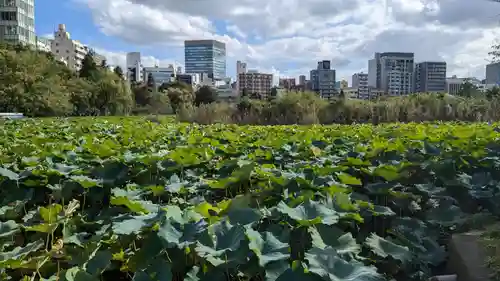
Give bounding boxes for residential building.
[368,52,414,96]
[0,0,35,46]
[279,78,296,90]
[176,74,194,86]
[299,75,306,85]
[126,52,143,83]
[236,60,247,92]
[445,76,488,95]
[446,76,464,95]
[414,62,447,93]
[216,78,238,102]
[35,36,51,52]
[143,66,176,86]
[239,72,273,98]
[486,62,500,85]
[51,24,103,71]
[184,39,226,80]
[340,79,348,89]
[368,87,385,99]
[352,73,369,99]
[343,87,359,99]
[310,60,336,99]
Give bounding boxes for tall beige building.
[50,24,104,70]
[239,72,273,98]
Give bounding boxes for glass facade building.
[184,40,226,80]
[0,0,35,46]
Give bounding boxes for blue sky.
[37,0,139,54]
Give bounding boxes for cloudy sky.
[37,0,500,81]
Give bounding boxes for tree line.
[0,43,219,117]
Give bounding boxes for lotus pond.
[1,117,499,281]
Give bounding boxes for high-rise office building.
[184,40,226,80]
[299,75,306,85]
[0,0,35,46]
[126,52,143,83]
[369,52,414,96]
[414,62,447,93]
[310,60,336,99]
[486,62,500,85]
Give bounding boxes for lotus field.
[1,117,500,281]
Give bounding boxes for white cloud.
[93,48,183,70]
[78,0,500,80]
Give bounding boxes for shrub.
[177,92,500,125]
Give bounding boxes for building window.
[0,11,17,21]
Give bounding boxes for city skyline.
[10,0,500,81]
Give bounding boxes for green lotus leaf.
[425,204,466,227]
[39,204,63,223]
[365,233,411,263]
[70,175,100,189]
[372,165,400,181]
[305,247,384,281]
[58,267,100,281]
[0,240,44,267]
[112,212,161,235]
[85,250,112,276]
[312,225,361,258]
[157,219,206,249]
[0,220,19,238]
[194,220,247,266]
[132,257,172,281]
[265,260,290,281]
[276,200,339,226]
[0,167,19,181]
[246,228,290,267]
[110,196,150,214]
[337,172,362,186]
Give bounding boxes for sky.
[36,0,500,82]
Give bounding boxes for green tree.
[456,80,480,98]
[147,73,156,88]
[241,88,249,97]
[79,50,98,79]
[0,44,73,116]
[113,66,124,79]
[270,87,278,98]
[133,84,153,106]
[486,86,500,100]
[100,59,108,68]
[194,85,217,105]
[165,88,193,113]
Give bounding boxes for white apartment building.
[35,36,51,52]
[446,76,496,95]
[51,24,104,70]
[0,0,35,46]
[352,73,369,99]
[368,52,414,96]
